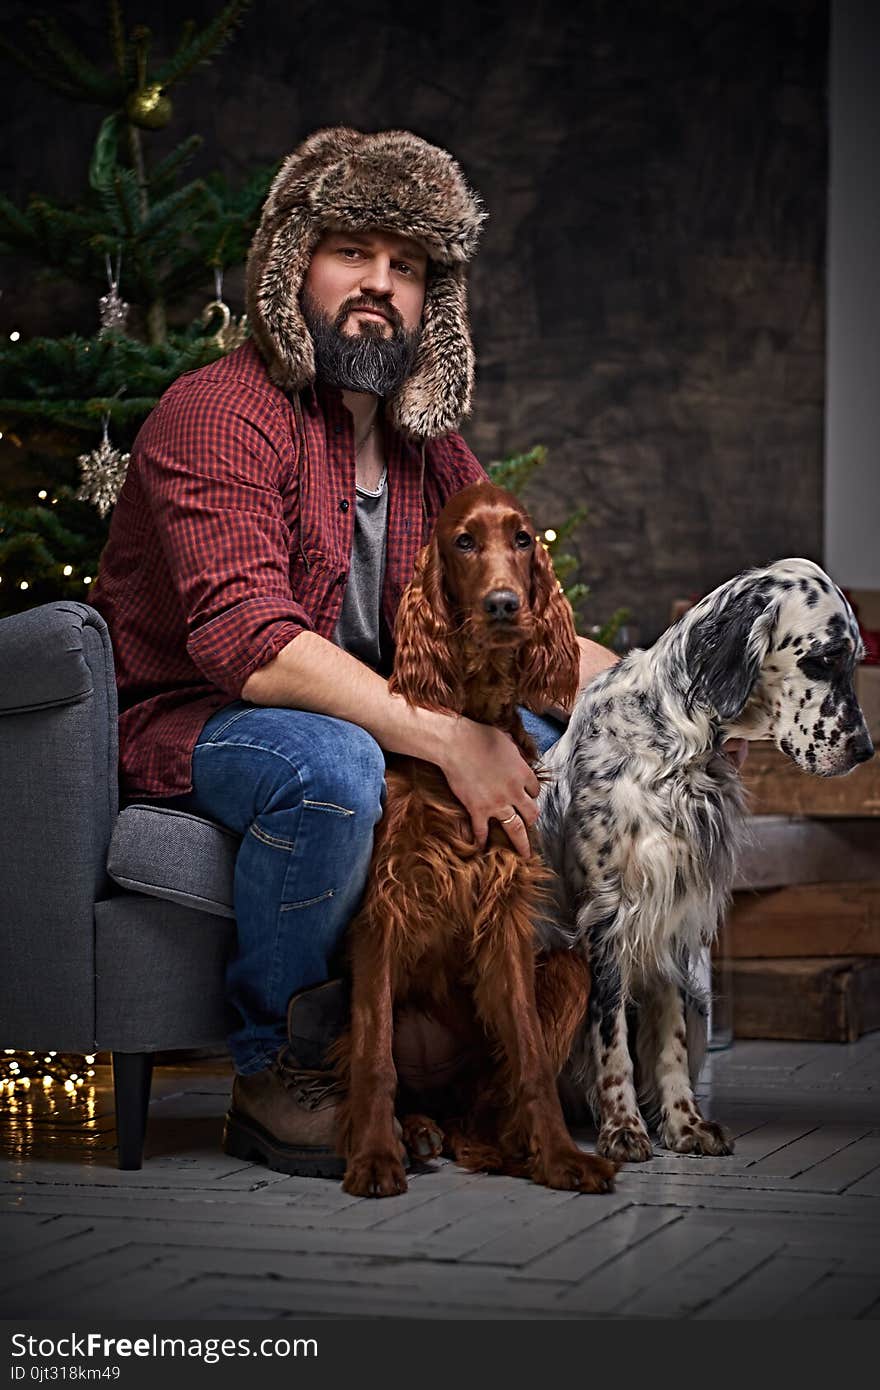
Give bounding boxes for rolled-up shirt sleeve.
[136,376,313,696]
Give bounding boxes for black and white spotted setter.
[537,558,874,1163]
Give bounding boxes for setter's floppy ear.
[390,539,466,713]
[517,538,580,712]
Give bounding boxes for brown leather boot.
[222,1051,345,1178]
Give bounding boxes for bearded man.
[89,128,616,1175]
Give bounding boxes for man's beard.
[301,289,422,397]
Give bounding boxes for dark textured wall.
[2,0,828,640]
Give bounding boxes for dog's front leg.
[590,956,654,1163]
[648,981,733,1156]
[472,895,616,1193]
[338,915,408,1197]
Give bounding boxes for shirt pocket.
[289,548,344,637]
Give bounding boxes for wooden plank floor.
[1,1035,879,1320]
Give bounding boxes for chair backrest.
[0,601,118,1050]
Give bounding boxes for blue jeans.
[165,700,565,1074]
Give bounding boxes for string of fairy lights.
[2,1049,97,1094]
[1,1052,102,1149]
[0,326,96,597]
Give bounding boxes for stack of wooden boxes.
[726,649,880,1041]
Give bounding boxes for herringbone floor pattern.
[2,1036,879,1319]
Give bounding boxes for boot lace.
[273,1047,339,1110]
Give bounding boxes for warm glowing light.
[19,581,28,591]
[42,1075,52,1087]
[543,528,557,542]
[38,490,47,500]
[9,331,20,342]
[83,575,92,585]
[63,565,73,576]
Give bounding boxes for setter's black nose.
[483,589,521,622]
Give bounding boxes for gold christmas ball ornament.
[125,84,173,130]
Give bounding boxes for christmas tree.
[0,0,271,615]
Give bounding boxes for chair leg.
[112,1051,154,1170]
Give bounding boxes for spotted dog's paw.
[597,1120,654,1163]
[660,1115,733,1156]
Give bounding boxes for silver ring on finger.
[499,810,519,825]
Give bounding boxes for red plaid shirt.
[89,339,486,800]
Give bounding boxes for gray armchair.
[0,600,240,1168]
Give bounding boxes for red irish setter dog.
[334,482,617,1198]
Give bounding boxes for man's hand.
[438,718,540,858]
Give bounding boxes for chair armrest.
[0,602,119,1050]
[0,600,115,713]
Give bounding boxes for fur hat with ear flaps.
[245,127,486,440]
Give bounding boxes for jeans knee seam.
[195,740,305,779]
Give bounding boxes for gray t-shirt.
[332,467,389,672]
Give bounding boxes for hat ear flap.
[388,265,475,439]
[685,587,780,720]
[246,209,317,392]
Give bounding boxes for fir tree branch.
[140,182,210,240]
[130,25,151,92]
[0,195,40,251]
[107,0,127,79]
[26,16,121,104]
[148,136,204,196]
[594,607,633,649]
[0,35,83,100]
[154,0,253,88]
[549,506,589,544]
[110,169,146,238]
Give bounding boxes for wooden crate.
[741,742,880,817]
[730,956,880,1042]
[734,815,880,891]
[728,882,880,958]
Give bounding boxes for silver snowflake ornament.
[98,284,130,336]
[76,436,131,518]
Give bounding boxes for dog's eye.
[800,648,844,680]
[514,530,533,549]
[454,533,476,552]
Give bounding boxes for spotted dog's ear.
[685,582,781,720]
